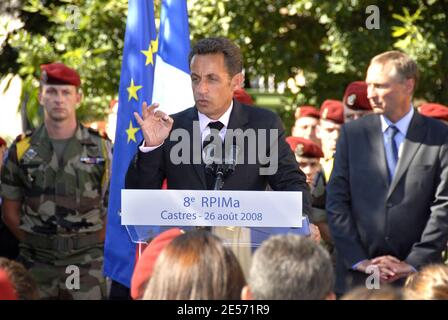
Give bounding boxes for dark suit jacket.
[327,112,448,294]
[126,100,311,216]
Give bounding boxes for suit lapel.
[226,100,249,133]
[365,116,389,187]
[387,112,427,198]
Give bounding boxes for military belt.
[24,232,102,251]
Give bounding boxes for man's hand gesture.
[134,102,174,147]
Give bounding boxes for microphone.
[203,140,222,175]
[223,144,239,176]
[204,141,239,190]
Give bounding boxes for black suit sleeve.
[266,114,312,217]
[406,136,448,268]
[125,145,165,189]
[326,126,368,268]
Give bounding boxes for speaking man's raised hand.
[134,102,174,147]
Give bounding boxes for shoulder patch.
[16,136,31,161]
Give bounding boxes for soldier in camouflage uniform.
[0,63,112,299]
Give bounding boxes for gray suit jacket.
[327,112,448,294]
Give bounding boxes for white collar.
[198,101,233,132]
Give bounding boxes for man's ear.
[76,89,83,106]
[231,73,244,90]
[404,78,415,95]
[241,285,253,300]
[38,87,43,105]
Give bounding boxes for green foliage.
[3,0,128,125]
[1,0,447,131]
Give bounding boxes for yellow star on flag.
[127,78,142,101]
[141,36,158,66]
[141,43,155,66]
[126,121,140,143]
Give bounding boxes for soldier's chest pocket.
[22,162,47,188]
[72,157,105,191]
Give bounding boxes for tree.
[1,0,128,127]
[1,0,447,131]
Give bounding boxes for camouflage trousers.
[18,245,107,300]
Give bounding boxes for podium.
[121,189,310,275]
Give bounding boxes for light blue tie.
[385,125,399,182]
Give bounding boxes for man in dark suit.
[126,37,312,203]
[124,38,317,280]
[327,50,448,295]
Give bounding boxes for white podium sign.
[121,189,302,228]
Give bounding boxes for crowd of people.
[1,36,448,300]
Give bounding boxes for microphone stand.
[213,165,226,190]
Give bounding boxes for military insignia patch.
[347,94,356,106]
[80,157,105,164]
[24,148,37,160]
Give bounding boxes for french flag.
[152,0,194,114]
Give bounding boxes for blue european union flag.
[104,0,158,288]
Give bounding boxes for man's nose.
[54,91,64,101]
[197,80,208,94]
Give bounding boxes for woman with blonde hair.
[404,264,448,300]
[143,230,246,300]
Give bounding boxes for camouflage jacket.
[0,123,112,236]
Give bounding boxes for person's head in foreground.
[131,228,184,300]
[341,284,404,300]
[242,234,335,300]
[0,258,39,300]
[143,230,246,300]
[404,264,448,300]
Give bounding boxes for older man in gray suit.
[327,50,448,295]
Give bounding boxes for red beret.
[295,106,320,120]
[320,99,344,124]
[40,62,81,87]
[0,269,17,300]
[286,136,324,159]
[343,81,372,111]
[130,228,183,300]
[0,137,6,147]
[419,103,448,122]
[234,88,254,105]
